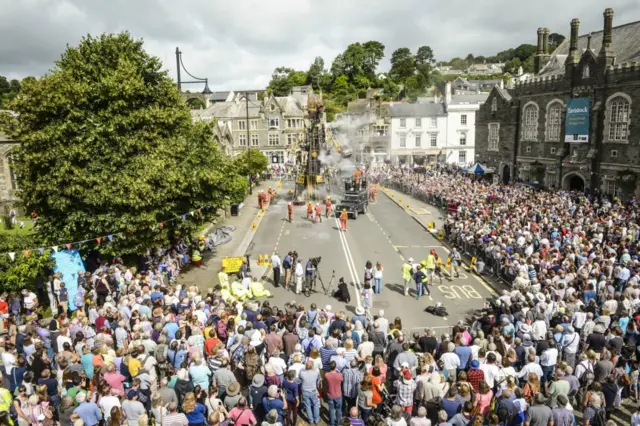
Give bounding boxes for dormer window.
[268,117,279,128]
[583,65,590,78]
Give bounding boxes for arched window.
[491,97,497,112]
[522,102,539,141]
[583,65,590,78]
[545,101,563,142]
[607,95,631,142]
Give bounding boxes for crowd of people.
[2,163,640,426]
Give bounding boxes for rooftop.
[389,103,446,118]
[539,19,640,76]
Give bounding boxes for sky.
[1,0,637,91]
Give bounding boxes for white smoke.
[324,111,377,172]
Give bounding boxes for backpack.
[592,407,607,426]
[283,257,291,269]
[578,364,595,388]
[155,344,168,364]
[495,400,510,423]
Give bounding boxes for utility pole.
[245,92,252,195]
[175,47,182,91]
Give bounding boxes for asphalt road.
[246,180,495,333]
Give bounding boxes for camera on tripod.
[310,256,321,267]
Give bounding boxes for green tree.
[389,47,415,82]
[548,33,566,53]
[332,74,350,92]
[233,149,269,178]
[415,46,435,66]
[0,235,55,290]
[3,32,239,255]
[504,58,522,75]
[330,53,346,77]
[267,67,306,96]
[0,76,10,94]
[513,44,536,61]
[306,56,325,89]
[362,41,385,80]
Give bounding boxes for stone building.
[475,8,640,196]
[192,86,320,164]
[334,90,393,164]
[0,130,20,212]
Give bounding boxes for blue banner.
[565,97,590,143]
[52,249,85,311]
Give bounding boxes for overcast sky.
[1,0,637,91]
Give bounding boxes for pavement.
[244,179,498,333]
[179,181,276,290]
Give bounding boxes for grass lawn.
[0,216,35,235]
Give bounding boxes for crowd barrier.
[386,181,515,288]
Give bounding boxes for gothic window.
[491,98,497,112]
[583,65,590,78]
[607,95,631,142]
[522,102,539,141]
[546,101,563,142]
[488,123,499,151]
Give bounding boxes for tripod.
[309,268,336,296]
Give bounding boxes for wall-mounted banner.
[565,97,590,143]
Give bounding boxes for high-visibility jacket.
[425,254,436,270]
[402,263,413,281]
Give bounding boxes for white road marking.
[334,216,362,308]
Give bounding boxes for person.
[525,393,553,426]
[373,261,384,294]
[271,252,281,287]
[402,258,413,297]
[357,375,376,423]
[324,360,343,426]
[283,252,293,289]
[183,392,207,426]
[325,197,332,218]
[294,260,304,294]
[58,282,69,315]
[122,390,147,425]
[287,202,293,223]
[162,402,189,426]
[299,360,320,424]
[307,202,313,221]
[74,391,102,426]
[340,209,348,231]
[228,397,257,425]
[314,203,322,223]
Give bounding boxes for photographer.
[305,259,314,294]
[283,252,293,291]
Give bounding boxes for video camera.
[310,257,321,267]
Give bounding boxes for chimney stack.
[445,82,452,105]
[566,18,580,65]
[534,28,552,74]
[536,28,545,55]
[599,8,615,66]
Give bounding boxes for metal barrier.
[387,181,515,287]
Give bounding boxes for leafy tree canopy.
[233,149,269,179]
[2,32,243,255]
[0,235,54,290]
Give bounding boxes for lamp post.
[245,91,252,195]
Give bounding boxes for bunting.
[0,204,212,261]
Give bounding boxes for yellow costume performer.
[231,280,251,301]
[250,280,272,298]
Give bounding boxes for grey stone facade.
[0,131,20,212]
[476,8,640,196]
[192,86,320,165]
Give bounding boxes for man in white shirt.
[99,388,122,423]
[531,314,547,341]
[517,352,544,381]
[540,340,559,384]
[1,345,16,374]
[294,260,304,294]
[271,252,281,287]
[479,352,500,388]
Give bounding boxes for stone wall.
[0,142,20,213]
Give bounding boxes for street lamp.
[245,91,252,195]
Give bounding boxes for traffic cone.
[252,222,257,230]
[406,204,410,209]
[264,254,271,266]
[399,198,402,203]
[258,255,263,266]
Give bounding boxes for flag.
[38,248,45,256]
[107,235,113,241]
[8,252,15,261]
[96,237,102,244]
[198,208,202,214]
[66,243,72,250]
[189,211,195,216]
[52,246,59,253]
[181,215,186,221]
[23,250,30,257]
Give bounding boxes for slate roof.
[496,86,513,101]
[450,93,489,104]
[209,91,231,102]
[389,103,446,117]
[540,20,640,76]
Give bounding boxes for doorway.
[502,165,511,184]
